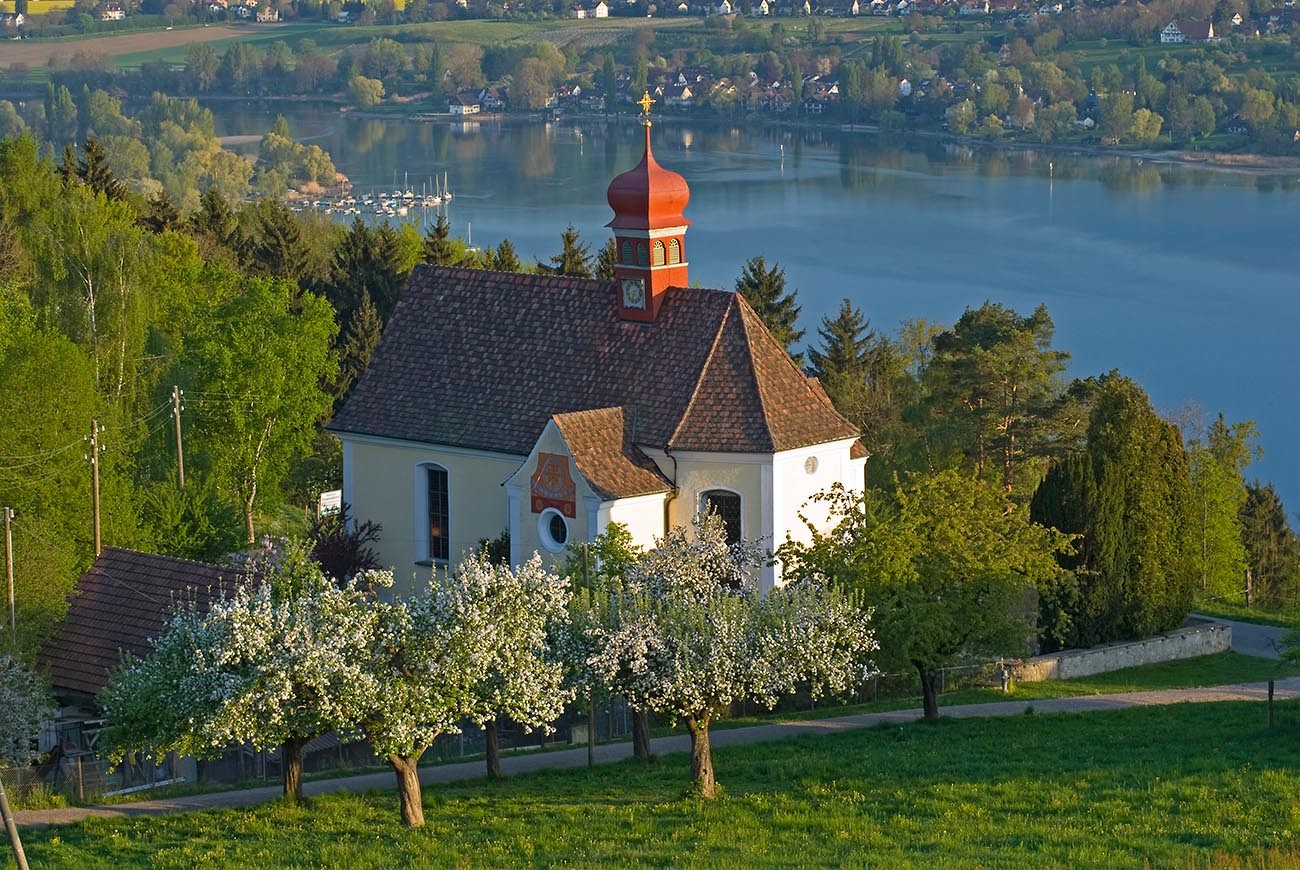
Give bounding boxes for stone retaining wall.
[1011,619,1232,682]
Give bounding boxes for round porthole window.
[538,508,569,553]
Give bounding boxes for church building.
[329,105,865,595]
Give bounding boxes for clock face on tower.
[621,278,646,309]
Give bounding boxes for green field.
[1196,601,1300,631]
[12,700,1300,868]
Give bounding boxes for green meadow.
[13,698,1300,868]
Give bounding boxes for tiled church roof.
[551,407,673,500]
[330,266,860,457]
[38,548,249,699]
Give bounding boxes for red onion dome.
[606,125,691,231]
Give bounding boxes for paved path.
[16,676,1300,829]
[1194,613,1288,659]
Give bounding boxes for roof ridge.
[731,295,778,452]
[666,296,736,449]
[734,293,858,426]
[98,546,243,574]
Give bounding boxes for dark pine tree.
[422,213,458,266]
[807,298,875,411]
[1241,482,1300,608]
[549,225,592,277]
[734,255,804,359]
[140,191,181,234]
[241,199,307,284]
[594,237,618,283]
[491,238,522,273]
[77,137,129,201]
[334,289,382,408]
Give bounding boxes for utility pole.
[4,507,13,646]
[172,385,185,490]
[90,419,102,557]
[0,773,28,870]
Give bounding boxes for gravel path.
[16,675,1300,829]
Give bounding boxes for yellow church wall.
[343,436,522,597]
[666,454,764,542]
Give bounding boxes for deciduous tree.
[589,516,875,797]
[782,471,1069,721]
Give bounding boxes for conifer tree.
[77,137,129,202]
[1030,374,1198,650]
[1241,482,1300,608]
[549,224,592,277]
[422,213,458,266]
[735,255,804,359]
[491,237,522,272]
[595,236,618,282]
[334,290,382,407]
[807,298,875,410]
[1188,415,1258,600]
[140,190,180,234]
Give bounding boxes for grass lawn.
[1196,600,1300,631]
[13,700,1300,868]
[705,651,1299,730]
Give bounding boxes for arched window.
[621,241,634,265]
[418,463,450,563]
[636,242,649,267]
[668,238,681,265]
[652,240,666,266]
[700,489,742,546]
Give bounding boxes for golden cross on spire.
[637,90,656,119]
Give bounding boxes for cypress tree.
[1030,375,1198,649]
[1241,482,1300,608]
[334,290,382,408]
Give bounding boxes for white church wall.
[341,435,521,597]
[772,437,863,555]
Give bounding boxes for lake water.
[213,105,1300,509]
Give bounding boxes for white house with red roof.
[329,104,865,594]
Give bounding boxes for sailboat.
[441,171,452,203]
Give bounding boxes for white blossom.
[0,654,54,767]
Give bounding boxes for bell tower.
[606,92,691,323]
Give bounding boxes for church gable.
[551,407,672,500]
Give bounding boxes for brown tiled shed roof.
[37,548,249,699]
[551,407,673,500]
[330,266,860,457]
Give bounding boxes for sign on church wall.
[530,452,576,518]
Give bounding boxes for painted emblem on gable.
[530,452,576,518]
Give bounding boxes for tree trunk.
[282,736,306,803]
[388,753,425,828]
[631,708,651,762]
[484,721,501,779]
[685,715,715,798]
[918,666,941,722]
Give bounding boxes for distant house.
[803,98,826,113]
[959,0,987,14]
[716,0,733,12]
[663,82,694,107]
[231,2,256,18]
[97,3,126,20]
[256,4,279,19]
[1161,19,1215,42]
[818,0,860,13]
[479,86,507,111]
[0,11,24,27]
[572,0,609,16]
[749,0,771,13]
[1225,114,1249,134]
[451,90,482,114]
